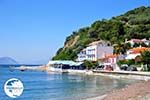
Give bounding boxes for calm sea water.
[0,65,137,100]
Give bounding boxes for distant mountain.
[0,57,18,65]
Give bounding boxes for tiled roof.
[129,47,150,54]
[126,38,150,43]
[131,39,142,43]
[102,54,118,59]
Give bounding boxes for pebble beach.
[87,80,150,100]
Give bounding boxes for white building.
[77,41,113,62]
[125,47,150,59]
[125,39,142,46]
[141,38,150,45]
[77,49,87,61]
[125,38,150,47]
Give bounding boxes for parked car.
[95,65,105,70]
[120,64,137,71]
[127,66,137,71]
[120,64,128,71]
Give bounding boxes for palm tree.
[113,43,131,55]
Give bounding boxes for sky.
[0,0,149,64]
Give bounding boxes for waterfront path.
[93,70,150,81]
[93,70,150,76]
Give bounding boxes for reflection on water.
[0,66,137,100]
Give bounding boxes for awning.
[47,60,83,66]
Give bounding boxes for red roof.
[129,47,150,54]
[103,54,118,59]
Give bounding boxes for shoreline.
[86,80,150,100]
[103,80,150,100]
[12,65,150,81]
[12,65,150,100]
[85,94,107,100]
[93,72,150,81]
[11,65,47,71]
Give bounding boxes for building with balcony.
[77,41,113,62]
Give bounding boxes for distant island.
[0,57,18,65]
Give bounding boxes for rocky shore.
[11,65,47,71]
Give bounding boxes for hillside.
[0,57,18,65]
[53,6,150,60]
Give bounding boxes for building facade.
[77,41,113,62]
[125,38,150,47]
[77,49,87,62]
[125,47,150,59]
[100,54,125,71]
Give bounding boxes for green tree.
[141,42,148,47]
[133,43,140,47]
[113,43,128,54]
[141,51,150,71]
[53,6,150,61]
[83,60,98,70]
[117,59,135,66]
[83,60,93,70]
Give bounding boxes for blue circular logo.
[4,78,24,98]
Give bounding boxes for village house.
[125,38,150,47]
[100,54,125,70]
[141,38,150,45]
[77,49,87,62]
[101,54,118,65]
[125,47,150,59]
[77,40,113,62]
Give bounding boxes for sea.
[0,65,137,100]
